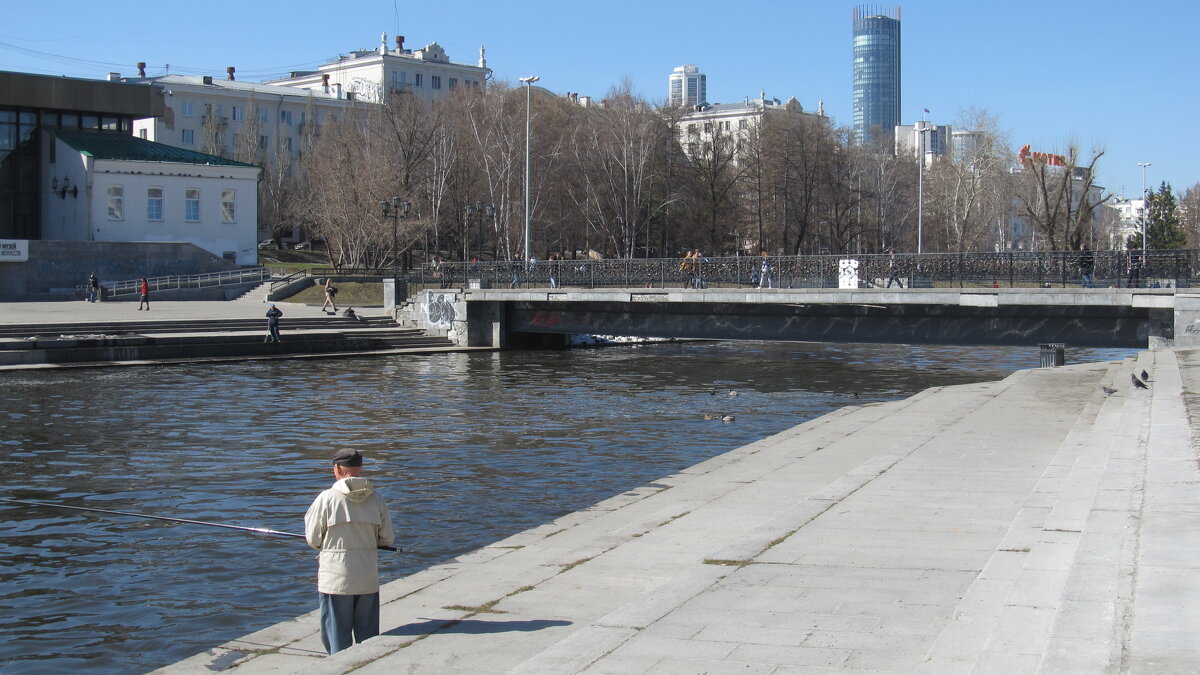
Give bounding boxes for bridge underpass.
[439,288,1192,351]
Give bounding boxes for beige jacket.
[304,477,395,595]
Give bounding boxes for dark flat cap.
[331,449,363,467]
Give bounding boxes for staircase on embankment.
[0,315,456,368]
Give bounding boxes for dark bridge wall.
[507,301,1150,348]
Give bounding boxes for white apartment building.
[895,122,953,167]
[44,129,261,265]
[267,33,490,104]
[120,73,355,171]
[1106,196,1146,248]
[678,93,823,159]
[668,65,707,108]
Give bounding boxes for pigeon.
[1140,369,1150,382]
[1131,374,1149,389]
[1102,386,1117,396]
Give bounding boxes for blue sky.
[4,0,1192,199]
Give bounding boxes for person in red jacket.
[137,278,150,310]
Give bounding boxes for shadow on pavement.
[384,617,572,636]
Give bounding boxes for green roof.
[51,129,260,169]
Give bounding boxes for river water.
[0,341,1134,674]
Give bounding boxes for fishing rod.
[0,497,399,552]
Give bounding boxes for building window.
[703,123,712,133]
[285,137,293,152]
[414,73,423,87]
[449,78,457,90]
[138,128,148,140]
[215,104,224,117]
[258,108,269,124]
[185,188,200,222]
[181,129,195,145]
[259,135,269,150]
[431,75,441,89]
[106,185,123,220]
[181,101,194,117]
[739,119,748,130]
[687,124,699,136]
[231,106,244,122]
[147,187,163,221]
[221,189,236,223]
[279,110,293,125]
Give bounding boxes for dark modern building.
[0,71,162,239]
[852,6,901,145]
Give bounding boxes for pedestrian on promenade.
[680,250,697,289]
[265,304,283,342]
[548,254,559,289]
[758,251,773,289]
[137,278,150,310]
[322,279,338,314]
[510,255,523,289]
[1126,250,1142,288]
[1078,243,1095,288]
[886,249,904,288]
[304,449,394,656]
[86,273,101,302]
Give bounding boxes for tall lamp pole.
[916,115,928,255]
[519,75,540,263]
[380,197,410,275]
[1137,162,1151,251]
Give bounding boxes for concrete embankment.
[157,349,1200,674]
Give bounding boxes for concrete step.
[0,315,398,338]
[917,359,1126,672]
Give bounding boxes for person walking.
[510,255,523,289]
[1126,250,1142,288]
[86,273,101,303]
[679,250,696,289]
[1078,243,1095,288]
[264,304,283,342]
[886,249,904,288]
[757,251,773,289]
[305,449,394,656]
[137,278,150,310]
[322,279,338,314]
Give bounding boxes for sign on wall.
[838,259,859,289]
[0,240,29,262]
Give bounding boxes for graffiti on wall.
[424,291,457,327]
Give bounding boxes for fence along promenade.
[86,268,273,299]
[306,249,1200,291]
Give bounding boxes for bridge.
[406,287,1200,351]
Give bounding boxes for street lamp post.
[916,118,927,255]
[1138,161,1151,251]
[519,75,539,263]
[380,197,410,275]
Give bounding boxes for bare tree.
[566,82,672,258]
[1013,143,1106,250]
[1180,182,1200,248]
[924,109,1013,252]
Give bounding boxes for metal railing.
[94,267,274,297]
[395,250,1199,291]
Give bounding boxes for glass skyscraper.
[852,6,901,144]
[668,65,707,108]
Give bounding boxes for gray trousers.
[318,591,380,655]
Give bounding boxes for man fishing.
[304,449,394,655]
